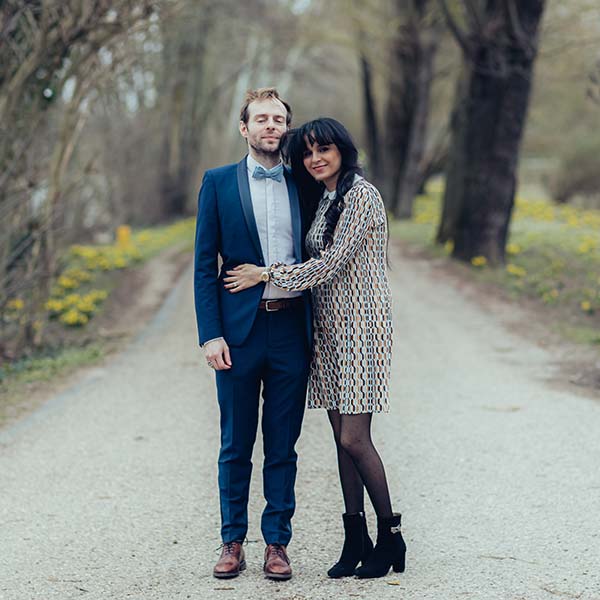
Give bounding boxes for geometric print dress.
[270,176,393,414]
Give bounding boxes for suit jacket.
[193,156,312,347]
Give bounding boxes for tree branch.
[503,0,535,57]
[436,0,472,56]
[462,0,483,33]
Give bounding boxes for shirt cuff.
[201,336,224,347]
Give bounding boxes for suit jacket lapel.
[284,168,302,262]
[237,157,264,263]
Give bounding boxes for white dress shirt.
[246,154,301,300]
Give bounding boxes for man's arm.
[193,172,231,369]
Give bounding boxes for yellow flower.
[62,268,93,283]
[113,256,128,269]
[581,301,592,313]
[70,245,99,260]
[96,256,112,271]
[85,289,108,302]
[506,243,521,255]
[7,298,24,311]
[45,299,64,313]
[506,263,526,277]
[59,308,89,326]
[471,256,487,267]
[58,275,79,290]
[63,294,82,307]
[116,225,132,247]
[76,299,97,314]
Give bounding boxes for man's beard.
[250,140,280,159]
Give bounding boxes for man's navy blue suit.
[194,157,312,545]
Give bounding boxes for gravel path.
[1,246,599,600]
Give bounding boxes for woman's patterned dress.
[270,177,392,414]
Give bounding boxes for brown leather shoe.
[263,543,292,580]
[213,541,246,579]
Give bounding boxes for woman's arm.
[268,182,377,291]
[224,182,379,294]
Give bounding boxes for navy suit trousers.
[215,303,310,545]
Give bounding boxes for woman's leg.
[338,412,406,578]
[327,409,365,513]
[326,409,373,578]
[338,413,393,518]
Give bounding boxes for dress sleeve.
[269,182,377,291]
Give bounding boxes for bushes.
[547,139,600,207]
[1,219,195,359]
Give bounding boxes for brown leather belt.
[258,297,303,312]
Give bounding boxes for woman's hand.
[224,264,264,293]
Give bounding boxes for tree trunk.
[436,68,469,244]
[159,6,213,218]
[383,19,416,209]
[437,0,546,265]
[357,23,383,187]
[394,26,438,218]
[415,126,449,193]
[384,0,436,214]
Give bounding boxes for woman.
[224,118,405,579]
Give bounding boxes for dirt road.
[1,245,599,600]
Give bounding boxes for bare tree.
[0,0,169,353]
[383,0,442,218]
[436,0,547,265]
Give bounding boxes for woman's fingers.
[224,279,246,293]
[224,264,260,294]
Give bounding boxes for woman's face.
[302,137,342,191]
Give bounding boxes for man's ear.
[239,120,248,139]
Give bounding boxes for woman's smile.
[303,138,342,191]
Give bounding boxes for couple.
[193,87,405,581]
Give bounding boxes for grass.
[1,218,195,421]
[390,180,600,346]
[0,344,105,387]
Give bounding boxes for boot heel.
[393,554,405,573]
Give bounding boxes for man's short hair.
[239,87,292,125]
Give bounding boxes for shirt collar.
[246,154,283,175]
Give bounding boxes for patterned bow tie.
[252,164,284,182]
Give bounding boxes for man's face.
[239,98,288,156]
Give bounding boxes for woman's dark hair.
[282,117,363,248]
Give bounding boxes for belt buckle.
[265,299,279,312]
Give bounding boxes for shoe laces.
[215,539,245,554]
[223,542,237,555]
[267,543,288,562]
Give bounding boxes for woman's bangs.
[301,121,336,148]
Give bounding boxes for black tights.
[327,410,393,518]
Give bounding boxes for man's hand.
[204,339,232,370]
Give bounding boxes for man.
[194,88,312,580]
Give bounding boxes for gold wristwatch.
[260,267,271,282]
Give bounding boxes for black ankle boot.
[327,512,374,578]
[354,513,406,578]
